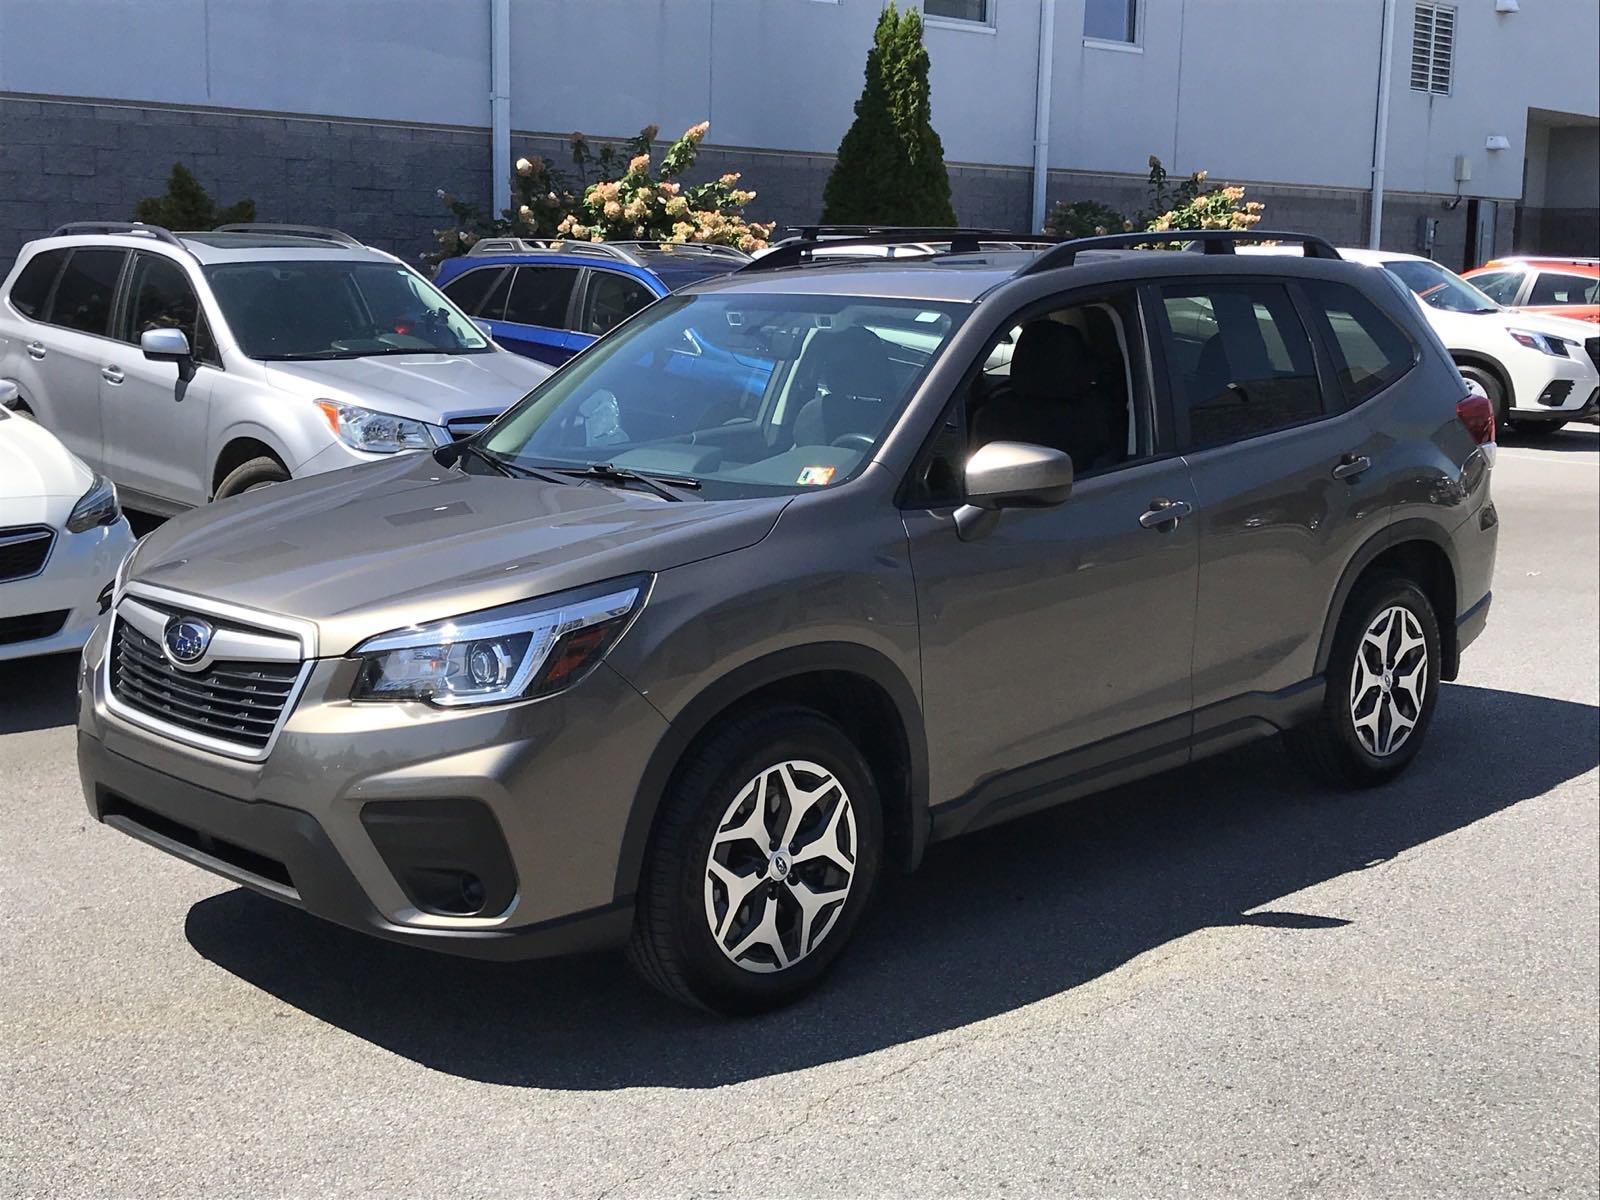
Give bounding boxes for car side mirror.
[472,318,496,338]
[141,328,192,363]
[955,440,1074,540]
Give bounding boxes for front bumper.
[77,609,669,960]
[0,517,132,662]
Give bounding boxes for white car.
[1244,245,1599,433]
[0,382,135,661]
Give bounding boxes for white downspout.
[1368,0,1397,249]
[490,0,512,217]
[1030,0,1056,233]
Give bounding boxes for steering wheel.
[830,432,875,452]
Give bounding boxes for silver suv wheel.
[1349,604,1428,757]
[703,759,858,973]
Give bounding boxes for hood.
[127,453,788,655]
[263,350,551,424]
[0,414,93,515]
[1498,309,1599,341]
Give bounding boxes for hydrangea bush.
[1044,156,1263,243]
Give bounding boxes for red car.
[1465,257,1600,325]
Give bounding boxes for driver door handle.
[1332,453,1372,481]
[26,341,46,360]
[1139,498,1193,529]
[101,365,125,385]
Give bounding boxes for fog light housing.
[360,798,517,918]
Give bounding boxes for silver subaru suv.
[76,229,1498,1014]
[0,222,549,512]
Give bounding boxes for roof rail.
[606,240,752,262]
[1017,229,1341,276]
[211,223,365,247]
[467,237,651,265]
[746,227,1050,272]
[49,221,187,250]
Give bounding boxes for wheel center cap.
[1381,669,1394,693]
[769,851,791,880]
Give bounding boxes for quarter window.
[8,249,67,319]
[1303,280,1416,407]
[1159,282,1323,450]
[580,272,656,336]
[503,266,578,329]
[49,249,126,336]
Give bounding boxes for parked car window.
[49,249,126,336]
[1303,279,1416,406]
[204,260,489,360]
[477,268,514,321]
[123,253,222,368]
[580,272,655,336]
[1160,281,1323,449]
[1528,271,1599,306]
[504,267,578,329]
[481,292,961,498]
[1383,259,1498,314]
[7,249,67,319]
[1468,270,1523,306]
[440,267,506,315]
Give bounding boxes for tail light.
[1456,392,1495,447]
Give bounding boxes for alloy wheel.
[703,759,858,973]
[1349,605,1428,757]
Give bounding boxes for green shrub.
[133,163,254,229]
[821,3,956,226]
[1044,199,1130,238]
[1043,156,1264,245]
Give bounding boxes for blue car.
[434,238,751,367]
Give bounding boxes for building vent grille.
[1410,3,1456,95]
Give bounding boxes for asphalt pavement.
[2,428,1596,1199]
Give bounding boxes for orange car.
[1465,257,1600,324]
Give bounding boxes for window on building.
[1303,280,1417,408]
[1084,0,1137,43]
[49,249,126,337]
[1410,2,1455,95]
[923,0,990,25]
[1159,282,1323,449]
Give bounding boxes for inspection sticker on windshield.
[797,465,836,486]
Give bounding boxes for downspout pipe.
[1368,0,1397,249]
[1030,0,1057,233]
[491,0,512,217]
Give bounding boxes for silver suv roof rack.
[50,221,188,250]
[467,237,750,266]
[211,223,365,247]
[1018,229,1341,275]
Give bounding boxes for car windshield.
[205,260,491,360]
[1384,260,1500,314]
[478,291,966,498]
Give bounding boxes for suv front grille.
[110,620,301,751]
[0,526,54,582]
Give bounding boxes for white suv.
[0,223,551,512]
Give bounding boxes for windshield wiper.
[553,462,703,502]
[457,443,571,486]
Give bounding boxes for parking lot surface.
[2,430,1596,1199]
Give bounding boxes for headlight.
[65,473,121,533]
[349,577,649,707]
[315,399,446,453]
[1507,328,1572,358]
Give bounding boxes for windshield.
[478,292,965,498]
[1384,260,1500,314]
[206,260,490,360]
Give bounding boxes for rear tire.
[1289,574,1442,788]
[214,455,289,500]
[627,706,882,1015]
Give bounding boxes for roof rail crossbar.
[466,237,648,265]
[1018,228,1341,276]
[745,227,1051,272]
[211,223,364,247]
[49,221,186,249]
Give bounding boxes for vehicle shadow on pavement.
[0,652,79,734]
[186,682,1599,1089]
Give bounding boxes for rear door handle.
[101,365,124,385]
[26,341,46,360]
[1332,453,1372,481]
[1139,498,1193,530]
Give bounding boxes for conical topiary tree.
[133,163,255,230]
[821,3,956,226]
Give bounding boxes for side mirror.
[955,441,1075,540]
[472,318,496,338]
[141,327,193,363]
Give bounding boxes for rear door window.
[1158,280,1323,449]
[504,266,579,329]
[8,249,68,319]
[1528,271,1599,306]
[1302,279,1417,407]
[579,271,656,336]
[440,267,505,315]
[48,249,127,336]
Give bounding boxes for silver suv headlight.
[315,399,447,453]
[349,577,649,707]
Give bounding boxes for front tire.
[1457,364,1511,434]
[1290,574,1442,788]
[214,455,289,500]
[627,707,883,1015]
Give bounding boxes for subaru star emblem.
[163,616,214,666]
